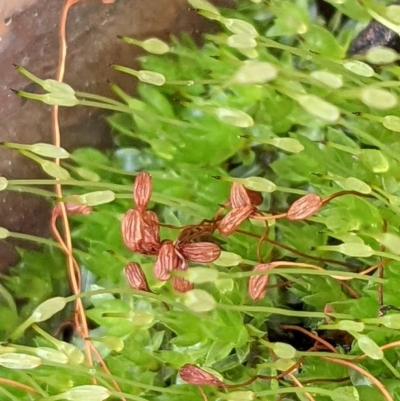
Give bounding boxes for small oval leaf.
[42,92,79,107]
[377,233,400,255]
[0,353,42,369]
[90,336,125,353]
[56,341,85,365]
[214,251,243,266]
[75,167,101,182]
[0,177,8,191]
[383,115,400,132]
[42,161,70,180]
[381,314,400,329]
[233,61,278,85]
[336,320,365,332]
[184,267,219,284]
[297,94,340,122]
[127,311,155,326]
[357,335,383,360]
[0,227,10,239]
[43,80,76,95]
[342,177,371,194]
[183,289,217,312]
[30,143,70,159]
[226,34,257,49]
[243,176,277,192]
[32,297,67,323]
[272,342,296,359]
[223,18,258,37]
[138,70,166,86]
[227,391,255,401]
[331,386,360,401]
[343,60,374,77]
[265,137,304,153]
[386,5,400,24]
[360,87,398,110]
[35,347,69,364]
[359,149,389,173]
[310,70,343,89]
[142,38,170,54]
[214,107,254,127]
[365,46,398,64]
[78,190,115,206]
[62,385,111,401]
[337,243,374,257]
[187,0,220,15]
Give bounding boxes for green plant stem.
[257,386,333,398]
[7,179,207,215]
[375,251,400,262]
[0,387,20,401]
[167,79,217,85]
[70,286,350,319]
[75,91,124,107]
[226,268,385,283]
[94,376,117,394]
[260,38,364,84]
[275,186,308,195]
[78,99,191,127]
[295,351,357,359]
[1,229,89,262]
[69,155,149,177]
[7,232,62,249]
[110,392,149,401]
[68,287,184,311]
[373,80,400,88]
[217,303,352,319]
[117,193,208,216]
[9,317,35,342]
[382,357,400,378]
[7,185,56,198]
[19,373,48,397]
[42,361,187,395]
[0,283,17,315]
[8,178,128,189]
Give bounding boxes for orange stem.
[0,378,39,395]
[323,357,393,401]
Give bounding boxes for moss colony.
[3,1,400,400]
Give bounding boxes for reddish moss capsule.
[286,193,322,221]
[218,205,254,236]
[124,262,150,292]
[142,211,160,254]
[154,241,177,281]
[133,172,152,212]
[248,263,275,301]
[53,201,93,218]
[246,188,263,206]
[230,182,252,208]
[172,276,194,293]
[121,209,144,252]
[179,242,221,263]
[177,221,217,243]
[179,364,223,387]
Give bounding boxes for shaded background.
[0,0,234,271]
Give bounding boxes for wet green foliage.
[5,0,400,400]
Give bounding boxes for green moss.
[4,1,400,400]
